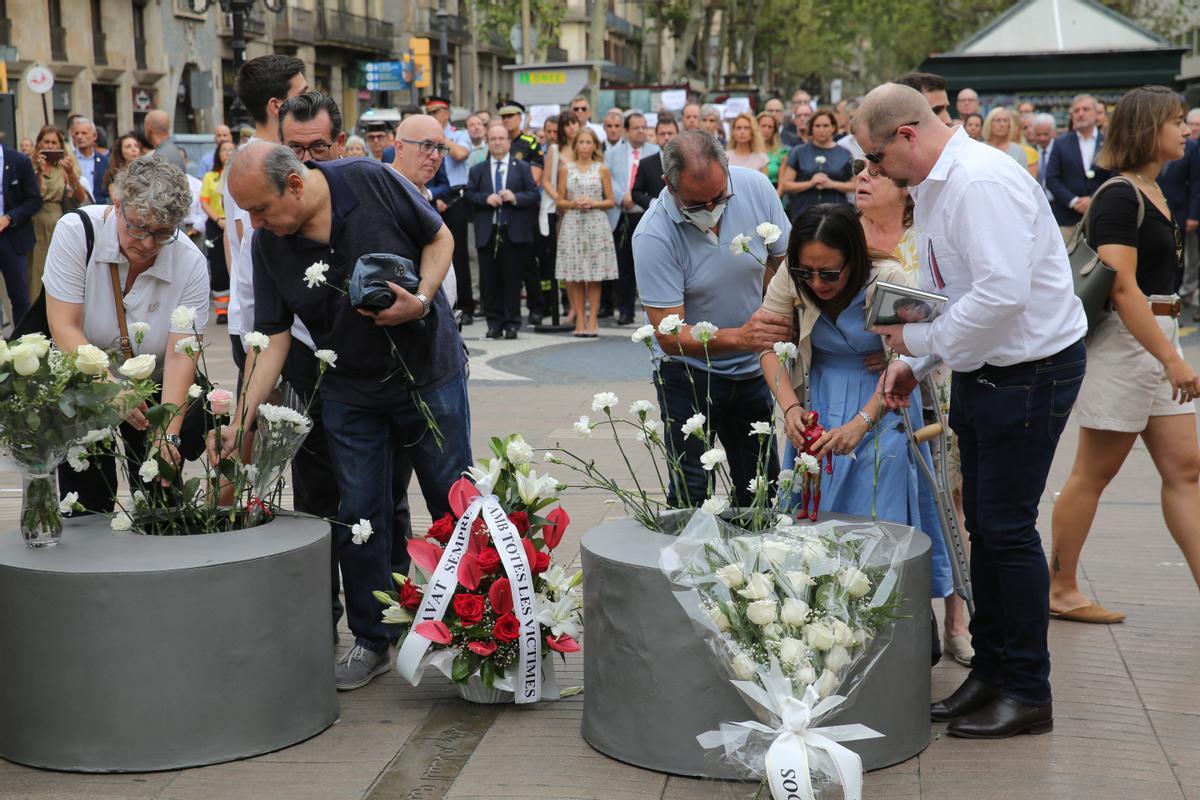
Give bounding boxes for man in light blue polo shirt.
[425,95,476,321]
[633,130,793,507]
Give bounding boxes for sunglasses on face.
[863,120,920,165]
[791,263,846,283]
[400,138,450,156]
[572,105,588,113]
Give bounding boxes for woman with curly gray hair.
[42,155,211,513]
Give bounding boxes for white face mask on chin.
[679,199,728,243]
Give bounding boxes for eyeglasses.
[400,138,450,156]
[120,206,179,245]
[289,141,333,159]
[677,186,735,215]
[365,132,389,141]
[863,120,920,165]
[571,106,588,113]
[791,264,847,283]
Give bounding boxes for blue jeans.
[950,340,1086,706]
[654,361,780,508]
[323,369,472,653]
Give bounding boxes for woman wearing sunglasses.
[758,203,955,644]
[42,156,211,512]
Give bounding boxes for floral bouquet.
[378,435,580,703]
[0,333,153,546]
[659,510,913,800]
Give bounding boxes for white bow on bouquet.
[697,669,883,800]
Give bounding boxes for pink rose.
[206,388,234,416]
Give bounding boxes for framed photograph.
[864,281,948,329]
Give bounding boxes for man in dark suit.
[1044,94,1106,237]
[70,117,110,204]
[0,143,44,327]
[467,121,539,339]
[1159,136,1200,308]
[630,115,678,216]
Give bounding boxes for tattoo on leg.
[1051,552,1060,574]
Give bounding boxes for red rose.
[400,580,423,611]
[533,550,551,573]
[426,513,456,544]
[493,612,521,642]
[453,593,485,625]
[489,577,513,615]
[508,511,530,535]
[477,548,502,574]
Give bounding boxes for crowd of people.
[2,53,1199,742]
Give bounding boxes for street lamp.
[434,2,451,102]
[187,0,284,126]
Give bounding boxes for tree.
[470,0,566,60]
[645,0,710,81]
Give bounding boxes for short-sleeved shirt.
[784,142,853,216]
[509,133,543,170]
[200,171,224,218]
[251,158,466,407]
[442,126,473,188]
[42,205,210,377]
[632,166,791,378]
[1087,180,1181,297]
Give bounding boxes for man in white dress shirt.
[605,111,659,325]
[855,83,1088,740]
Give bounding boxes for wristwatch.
[155,433,183,448]
[415,292,432,319]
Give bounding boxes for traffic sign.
[24,65,54,95]
[365,61,405,77]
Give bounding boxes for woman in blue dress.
[759,205,955,639]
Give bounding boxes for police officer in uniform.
[498,101,546,325]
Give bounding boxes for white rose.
[779,636,805,666]
[186,383,202,400]
[119,354,157,380]
[314,349,338,367]
[506,436,534,466]
[839,566,872,599]
[656,313,683,336]
[591,391,618,413]
[10,343,41,376]
[760,539,791,567]
[681,413,706,438]
[169,306,197,330]
[815,668,840,698]
[737,572,775,601]
[746,599,778,626]
[701,496,730,515]
[803,621,836,651]
[763,622,783,639]
[699,448,727,471]
[773,341,797,360]
[825,644,852,673]
[707,605,732,632]
[245,331,270,351]
[785,571,815,590]
[628,399,654,418]
[690,320,719,344]
[756,222,783,245]
[731,652,758,681]
[831,618,856,647]
[17,333,50,357]
[138,459,160,483]
[573,415,593,438]
[58,491,80,514]
[110,512,133,531]
[715,563,745,589]
[74,344,110,376]
[853,628,870,648]
[729,232,753,255]
[631,324,655,344]
[798,537,827,562]
[795,664,817,686]
[351,519,373,545]
[781,597,810,626]
[0,339,9,366]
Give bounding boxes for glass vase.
[21,467,63,548]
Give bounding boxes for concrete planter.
[0,513,338,772]
[580,517,932,779]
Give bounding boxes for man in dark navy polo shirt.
[219,142,471,691]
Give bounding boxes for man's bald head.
[853,83,952,187]
[394,114,446,187]
[143,110,172,146]
[853,83,938,148]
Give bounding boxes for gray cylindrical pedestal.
[581,517,931,779]
[0,514,339,772]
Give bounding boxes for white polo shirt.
[42,205,210,378]
[903,127,1087,376]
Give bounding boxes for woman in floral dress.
[555,128,617,337]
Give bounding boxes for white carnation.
[749,420,771,437]
[699,447,726,471]
[656,313,683,336]
[58,492,79,515]
[631,324,655,344]
[729,232,753,255]
[591,391,618,413]
[773,341,798,360]
[174,336,201,355]
[314,349,338,367]
[756,221,783,245]
[701,496,730,516]
[244,331,270,351]
[636,419,661,443]
[80,428,112,445]
[690,321,719,344]
[169,306,197,330]
[66,446,90,472]
[128,321,151,340]
[304,260,330,288]
[138,459,159,483]
[351,519,373,545]
[573,415,593,438]
[110,512,133,531]
[629,399,654,418]
[680,413,706,438]
[797,452,820,475]
[747,476,767,495]
[506,436,534,466]
[777,469,796,489]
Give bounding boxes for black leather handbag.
[1066,176,1144,334]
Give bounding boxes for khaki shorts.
[1075,299,1195,432]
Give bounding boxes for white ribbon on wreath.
[395,494,544,703]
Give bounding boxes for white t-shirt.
[186,173,206,234]
[42,205,210,377]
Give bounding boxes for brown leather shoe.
[947,696,1053,739]
[1050,602,1125,624]
[930,675,1002,722]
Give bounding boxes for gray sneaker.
[335,644,391,691]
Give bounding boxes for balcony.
[50,25,68,62]
[93,30,107,66]
[273,5,315,45]
[135,36,147,70]
[316,7,394,54]
[218,8,268,39]
[424,8,469,44]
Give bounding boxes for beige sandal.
[944,634,974,667]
